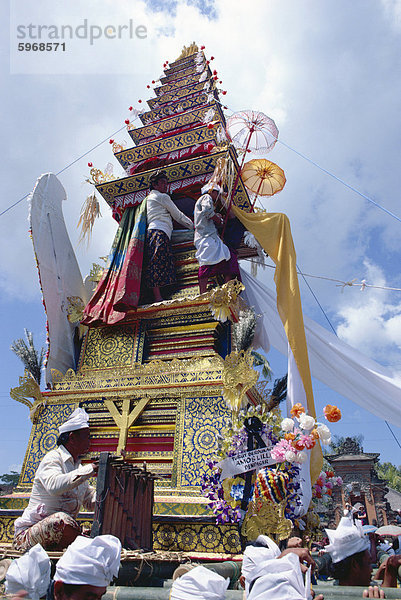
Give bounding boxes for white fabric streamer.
[202,108,216,124]
[240,268,401,428]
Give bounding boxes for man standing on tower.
[144,170,194,302]
[13,408,97,552]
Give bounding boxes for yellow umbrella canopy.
[241,158,286,198]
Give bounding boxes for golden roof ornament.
[176,42,199,60]
[207,279,244,322]
[219,348,259,413]
[10,371,45,423]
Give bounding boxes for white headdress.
[59,407,90,434]
[54,535,122,587]
[5,543,51,600]
[248,552,312,600]
[324,515,370,563]
[170,565,229,600]
[242,535,281,594]
[201,183,223,195]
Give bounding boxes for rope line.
[0,125,126,218]
[243,258,401,293]
[296,263,337,334]
[276,138,401,224]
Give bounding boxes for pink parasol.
[227,110,279,157]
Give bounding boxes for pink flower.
[336,477,343,486]
[325,481,333,489]
[300,434,315,449]
[271,440,291,462]
[271,447,286,462]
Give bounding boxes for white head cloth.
[59,407,90,434]
[5,543,51,600]
[324,515,370,563]
[201,183,223,195]
[170,565,229,600]
[248,552,312,600]
[242,535,281,594]
[54,535,122,586]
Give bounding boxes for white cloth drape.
[29,173,88,384]
[241,268,401,429]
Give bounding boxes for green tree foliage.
[10,329,45,385]
[0,471,20,487]
[376,462,401,493]
[328,434,364,455]
[251,350,272,380]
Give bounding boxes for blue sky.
[1,0,401,476]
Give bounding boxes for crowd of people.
[2,407,401,598]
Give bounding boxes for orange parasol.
[241,159,286,207]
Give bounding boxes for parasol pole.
[250,178,264,210]
[221,127,255,237]
[252,178,264,212]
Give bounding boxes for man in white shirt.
[13,408,97,552]
[145,170,193,302]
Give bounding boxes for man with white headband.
[324,514,394,597]
[240,534,281,595]
[6,535,121,600]
[170,564,229,600]
[13,408,97,552]
[247,551,324,600]
[324,515,372,587]
[50,535,121,600]
[194,182,241,293]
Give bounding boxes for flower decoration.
[312,470,342,502]
[316,424,331,445]
[281,418,294,432]
[298,413,315,431]
[290,403,305,418]
[323,404,342,423]
[201,394,342,535]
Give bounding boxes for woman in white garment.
[194,183,241,293]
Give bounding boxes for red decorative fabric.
[127,142,214,176]
[198,249,241,279]
[82,201,147,325]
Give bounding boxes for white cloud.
[336,261,401,368]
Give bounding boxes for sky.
[1,0,401,476]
